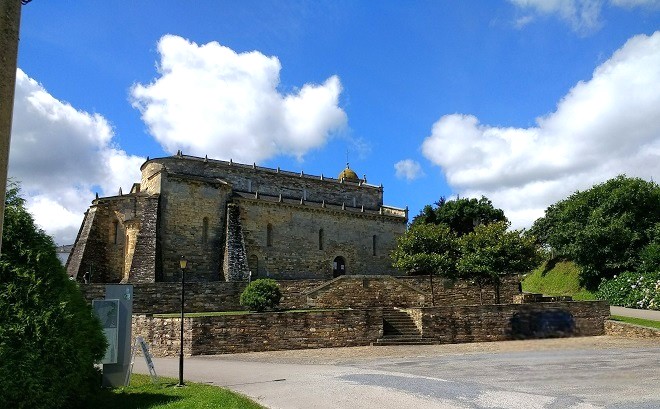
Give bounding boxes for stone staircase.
[375,308,434,345]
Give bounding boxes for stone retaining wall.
[414,301,610,343]
[605,320,660,338]
[133,309,383,356]
[133,301,609,356]
[399,274,520,306]
[306,275,426,308]
[81,280,328,313]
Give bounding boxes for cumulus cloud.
[509,0,659,33]
[9,69,144,244]
[422,32,660,229]
[394,159,424,181]
[131,35,347,163]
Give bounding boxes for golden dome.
[338,163,360,182]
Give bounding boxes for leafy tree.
[240,278,282,312]
[0,182,107,409]
[458,221,541,303]
[391,223,460,305]
[530,176,660,289]
[412,196,507,236]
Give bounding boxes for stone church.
[67,153,408,283]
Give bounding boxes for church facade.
[67,153,408,283]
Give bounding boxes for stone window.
[372,235,377,256]
[111,220,119,244]
[319,228,324,250]
[202,217,209,244]
[267,223,273,247]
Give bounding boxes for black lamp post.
[177,256,187,387]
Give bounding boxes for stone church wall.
[140,156,384,210]
[237,197,406,279]
[157,174,231,282]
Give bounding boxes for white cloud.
[9,69,144,244]
[131,35,347,164]
[394,159,424,181]
[509,0,659,33]
[422,32,660,229]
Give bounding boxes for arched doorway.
[332,256,346,278]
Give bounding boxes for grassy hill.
[522,260,598,301]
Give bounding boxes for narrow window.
[319,229,324,250]
[267,223,273,247]
[202,217,209,244]
[112,221,119,244]
[372,235,377,256]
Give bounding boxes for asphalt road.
[136,337,660,409]
[611,306,660,321]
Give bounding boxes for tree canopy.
[411,196,507,236]
[391,223,459,278]
[529,175,660,289]
[458,221,541,291]
[0,182,106,409]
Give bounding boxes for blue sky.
[10,0,660,244]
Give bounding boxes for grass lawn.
[611,315,660,330]
[522,260,597,301]
[89,374,263,409]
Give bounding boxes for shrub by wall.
[597,271,660,311]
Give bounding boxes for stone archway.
[332,256,346,278]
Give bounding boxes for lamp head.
[179,256,187,270]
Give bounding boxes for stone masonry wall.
[158,174,231,282]
[306,275,426,308]
[238,198,406,279]
[68,195,155,283]
[127,196,159,283]
[416,301,610,343]
[80,280,325,313]
[223,203,249,281]
[605,320,660,338]
[141,155,384,210]
[135,309,384,356]
[133,301,609,356]
[399,274,521,306]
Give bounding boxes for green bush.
[597,270,660,310]
[240,279,282,312]
[0,183,107,409]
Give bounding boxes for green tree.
[412,196,507,236]
[530,176,660,289]
[391,223,459,305]
[458,221,541,303]
[0,182,106,409]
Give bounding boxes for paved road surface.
[610,306,660,321]
[136,337,660,409]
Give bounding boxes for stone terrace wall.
[80,280,326,313]
[605,320,660,338]
[134,309,384,356]
[399,274,520,306]
[306,275,426,308]
[132,301,609,356]
[415,301,610,343]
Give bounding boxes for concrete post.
[0,0,23,254]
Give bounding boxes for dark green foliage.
[0,182,107,409]
[596,271,660,311]
[530,176,660,289]
[240,279,282,312]
[457,221,542,302]
[411,196,507,236]
[391,223,459,278]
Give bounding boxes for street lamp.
[177,256,187,387]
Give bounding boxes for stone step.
[374,337,436,346]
